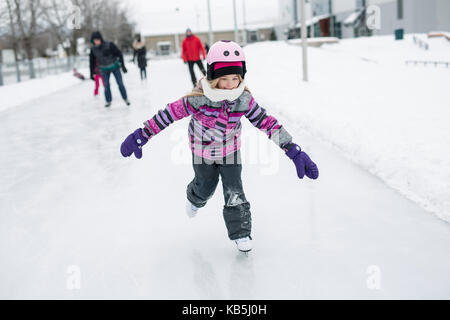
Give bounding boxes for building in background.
[278,0,450,39]
[142,25,275,56]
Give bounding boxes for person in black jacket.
[89,31,130,107]
[132,37,148,80]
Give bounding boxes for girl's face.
[217,74,240,90]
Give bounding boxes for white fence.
[0,56,89,86]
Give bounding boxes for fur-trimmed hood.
[199,77,246,102]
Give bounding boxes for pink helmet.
[206,40,247,80]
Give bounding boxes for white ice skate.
[234,237,252,253]
[186,200,199,218]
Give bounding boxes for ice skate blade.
[238,249,252,256]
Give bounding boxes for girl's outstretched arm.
[120,97,197,159]
[143,97,197,138]
[245,96,293,151]
[245,96,319,180]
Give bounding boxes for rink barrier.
[0,55,89,86]
[405,60,450,68]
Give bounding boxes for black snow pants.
[187,60,206,87]
[186,151,251,240]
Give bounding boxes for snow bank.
[245,35,450,222]
[320,34,450,63]
[0,68,89,113]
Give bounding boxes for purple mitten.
[120,128,149,159]
[285,143,319,180]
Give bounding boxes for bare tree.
[40,0,73,56]
[13,0,43,78]
[1,0,135,81]
[4,0,20,56]
[0,2,9,38]
[116,7,135,52]
[4,0,22,81]
[14,0,41,58]
[40,0,134,56]
[87,0,134,50]
[72,0,104,55]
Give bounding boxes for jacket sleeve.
[245,96,293,151]
[143,97,198,137]
[181,40,187,62]
[198,38,206,59]
[110,42,125,67]
[89,50,95,76]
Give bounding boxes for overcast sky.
[125,0,280,35]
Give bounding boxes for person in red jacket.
[182,28,207,87]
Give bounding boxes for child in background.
[91,60,104,96]
[120,41,319,253]
[73,68,85,80]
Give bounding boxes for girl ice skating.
[91,61,104,96]
[120,40,319,253]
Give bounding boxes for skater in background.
[73,68,85,80]
[182,28,206,87]
[132,36,148,80]
[120,41,319,253]
[91,60,104,96]
[89,31,130,107]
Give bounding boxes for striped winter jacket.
[143,90,293,160]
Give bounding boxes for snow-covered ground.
[0,68,89,113]
[0,35,449,299]
[246,34,450,222]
